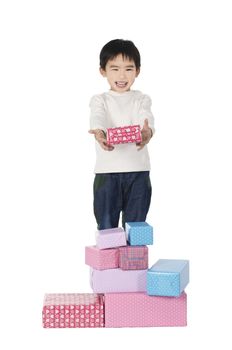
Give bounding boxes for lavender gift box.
[90,268,147,293]
[96,227,127,250]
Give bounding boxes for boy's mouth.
[115,81,128,88]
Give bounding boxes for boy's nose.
[119,70,126,78]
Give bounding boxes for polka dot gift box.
[104,292,187,328]
[147,259,189,297]
[85,246,119,270]
[125,222,153,245]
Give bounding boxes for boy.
[89,39,155,230]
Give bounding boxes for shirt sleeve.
[138,94,155,135]
[89,95,107,131]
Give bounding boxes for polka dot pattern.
[105,292,187,327]
[125,222,153,245]
[147,259,189,296]
[147,272,180,296]
[85,246,119,270]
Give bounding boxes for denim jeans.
[93,171,152,230]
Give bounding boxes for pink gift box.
[96,227,127,249]
[119,245,148,270]
[105,292,187,327]
[85,246,119,270]
[107,125,142,145]
[90,268,147,293]
[42,293,104,328]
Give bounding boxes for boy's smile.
[100,54,140,93]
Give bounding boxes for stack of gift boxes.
[43,222,189,328]
[42,125,189,328]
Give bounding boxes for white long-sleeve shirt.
[89,90,155,173]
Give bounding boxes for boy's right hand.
[88,129,114,151]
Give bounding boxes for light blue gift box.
[147,259,189,297]
[125,222,153,245]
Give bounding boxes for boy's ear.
[136,68,140,77]
[99,67,106,77]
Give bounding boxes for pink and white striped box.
[90,268,147,293]
[42,293,104,328]
[96,227,127,249]
[107,125,142,145]
[85,246,119,270]
[105,292,187,327]
[119,245,148,270]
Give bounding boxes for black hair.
[100,39,141,70]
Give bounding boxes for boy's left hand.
[136,119,153,150]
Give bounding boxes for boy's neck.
[109,89,133,95]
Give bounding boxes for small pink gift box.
[42,293,104,328]
[85,246,119,270]
[105,292,187,327]
[96,227,127,249]
[119,245,148,270]
[107,125,142,145]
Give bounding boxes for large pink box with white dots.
[42,222,189,328]
[105,292,187,327]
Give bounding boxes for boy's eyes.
[111,68,134,71]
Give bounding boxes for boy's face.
[100,54,140,93]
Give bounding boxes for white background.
[0,0,232,349]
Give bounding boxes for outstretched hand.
[88,129,114,151]
[136,119,153,150]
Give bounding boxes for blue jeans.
[93,171,152,230]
